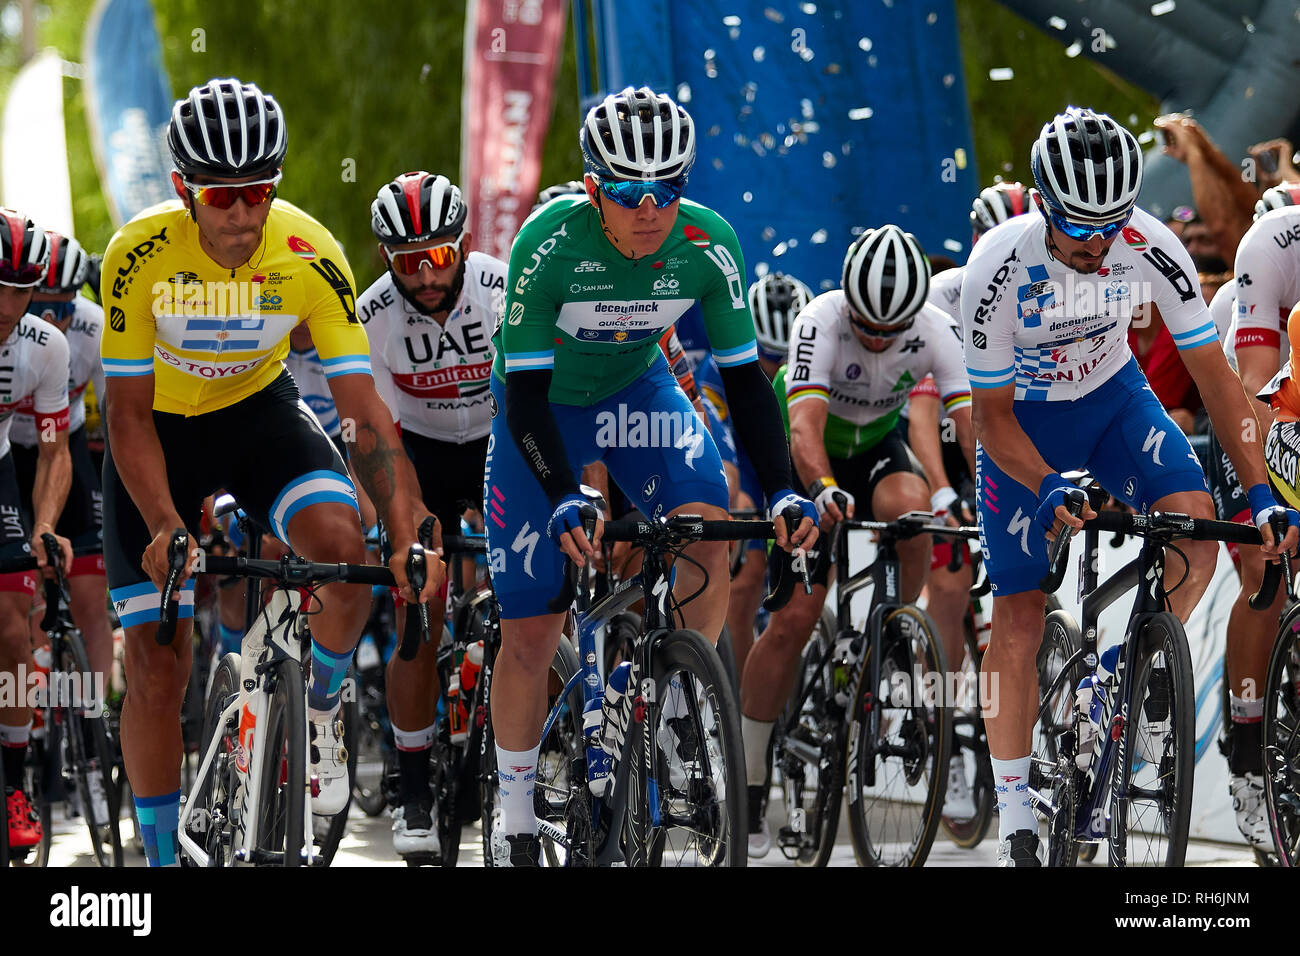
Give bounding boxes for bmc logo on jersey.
[573,260,606,273]
[652,274,680,295]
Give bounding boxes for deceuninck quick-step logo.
[556,298,690,343]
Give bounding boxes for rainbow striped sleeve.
[786,381,830,407]
[942,388,972,413]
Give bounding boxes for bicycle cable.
[664,543,709,629]
[1158,540,1191,605]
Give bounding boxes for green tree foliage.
[956,0,1159,189]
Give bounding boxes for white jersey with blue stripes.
[284,345,340,437]
[961,207,1215,402]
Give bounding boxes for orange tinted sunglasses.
[387,238,461,274]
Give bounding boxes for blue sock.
[135,790,181,867]
[218,621,243,656]
[307,640,352,714]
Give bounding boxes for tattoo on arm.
[349,422,400,521]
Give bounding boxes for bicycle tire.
[1263,601,1300,867]
[940,622,994,849]
[185,652,240,867]
[255,657,306,867]
[844,604,951,867]
[775,603,841,867]
[1033,607,1084,867]
[481,639,585,866]
[716,624,740,701]
[1107,612,1194,867]
[625,628,747,867]
[55,630,123,867]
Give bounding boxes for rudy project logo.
[288,235,318,261]
[109,307,126,333]
[683,224,710,249]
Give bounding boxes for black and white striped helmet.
[168,79,287,179]
[1254,181,1300,221]
[39,233,90,294]
[971,181,1034,237]
[580,87,695,182]
[1031,107,1142,223]
[534,180,586,211]
[748,272,813,355]
[841,226,930,329]
[371,171,466,245]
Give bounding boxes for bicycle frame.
[177,587,315,866]
[1032,521,1171,863]
[537,540,680,866]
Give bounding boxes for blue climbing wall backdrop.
[591,0,980,289]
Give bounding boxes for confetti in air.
[1150,0,1176,15]
[988,67,1014,81]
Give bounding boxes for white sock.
[1229,694,1264,722]
[742,717,774,787]
[661,675,688,721]
[393,722,436,751]
[495,743,539,836]
[991,755,1034,841]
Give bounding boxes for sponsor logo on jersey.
[683,225,710,248]
[288,235,318,260]
[507,301,525,325]
[593,302,660,315]
[569,282,616,294]
[309,258,359,322]
[703,244,745,309]
[891,370,916,392]
[971,330,987,349]
[1274,224,1300,251]
[256,292,283,309]
[651,274,680,295]
[573,260,607,273]
[1140,247,1196,303]
[613,331,628,342]
[1017,264,1056,326]
[1121,227,1146,251]
[170,271,201,286]
[110,228,170,299]
[1123,476,1136,498]
[393,360,492,398]
[513,221,569,296]
[845,363,861,380]
[900,336,924,354]
[109,307,126,333]
[642,475,661,500]
[972,249,1018,327]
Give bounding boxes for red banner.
[461,0,569,262]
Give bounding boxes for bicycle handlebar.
[1039,489,1087,595]
[38,534,68,634]
[1250,513,1291,611]
[156,529,189,646]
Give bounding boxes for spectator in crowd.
[1155,113,1258,261]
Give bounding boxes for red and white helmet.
[971,181,1035,238]
[39,233,90,294]
[0,208,48,288]
[370,171,466,245]
[1255,181,1300,221]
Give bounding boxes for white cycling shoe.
[1230,773,1271,849]
[942,753,977,821]
[309,709,350,816]
[392,801,441,858]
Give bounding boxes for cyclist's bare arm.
[31,427,73,567]
[789,396,849,522]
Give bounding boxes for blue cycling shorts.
[485,357,728,618]
[976,357,1209,596]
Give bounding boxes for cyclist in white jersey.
[0,209,73,855]
[360,171,504,862]
[12,235,112,777]
[741,227,974,855]
[1202,180,1300,847]
[963,107,1297,866]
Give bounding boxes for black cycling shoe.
[996,829,1043,867]
[493,832,542,867]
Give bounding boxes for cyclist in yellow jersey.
[100,79,433,867]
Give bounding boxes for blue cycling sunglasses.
[595,175,687,209]
[1048,208,1132,241]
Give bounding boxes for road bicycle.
[1261,541,1300,865]
[1032,486,1274,866]
[486,507,806,866]
[157,523,430,866]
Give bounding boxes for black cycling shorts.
[795,426,927,588]
[1206,425,1250,524]
[13,425,102,552]
[103,370,358,627]
[401,430,489,536]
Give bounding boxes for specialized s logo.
[309,258,358,323]
[1007,507,1033,557]
[511,521,540,579]
[109,307,126,333]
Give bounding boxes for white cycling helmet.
[1031,107,1142,224]
[39,233,90,294]
[580,87,695,182]
[1254,181,1300,221]
[371,171,466,245]
[841,226,930,329]
[749,272,813,356]
[971,181,1035,237]
[168,78,287,179]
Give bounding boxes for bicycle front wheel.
[625,629,746,867]
[56,631,123,867]
[1263,602,1300,865]
[1108,612,1194,867]
[1033,608,1085,867]
[844,605,951,867]
[940,622,994,850]
[256,658,306,867]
